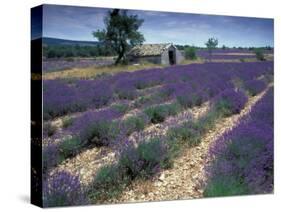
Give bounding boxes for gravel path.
[110,86,271,203]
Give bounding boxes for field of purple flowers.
[42,61,273,206]
[197,49,273,60]
[43,57,114,72]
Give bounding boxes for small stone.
[159,173,165,181]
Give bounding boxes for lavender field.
[42,60,274,206]
[33,4,276,207]
[43,57,115,72]
[196,49,273,61]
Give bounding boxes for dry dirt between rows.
[109,85,272,203]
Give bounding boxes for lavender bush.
[204,88,273,196]
[244,79,267,96]
[43,171,88,207]
[144,103,181,124]
[43,142,60,171]
[213,88,248,116]
[118,138,169,179]
[69,108,122,146]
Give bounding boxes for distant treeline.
[43,44,115,58]
[175,44,273,51]
[43,43,274,59]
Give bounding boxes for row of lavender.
[43,58,114,72]
[85,76,272,203]
[42,65,273,206]
[196,49,273,60]
[43,62,273,120]
[43,62,273,171]
[42,84,249,207]
[203,87,273,196]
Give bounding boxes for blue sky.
[39,4,274,47]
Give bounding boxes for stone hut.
[127,43,184,65]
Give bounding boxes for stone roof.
[128,43,174,57]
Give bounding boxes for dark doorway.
[168,50,175,65]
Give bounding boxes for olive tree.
[93,9,145,65]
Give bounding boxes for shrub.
[203,176,249,197]
[184,47,197,60]
[168,122,201,147]
[59,137,84,158]
[62,116,73,128]
[167,102,182,115]
[134,95,153,107]
[93,165,122,189]
[119,138,170,179]
[197,110,218,133]
[43,171,88,207]
[144,103,180,124]
[111,103,130,114]
[205,121,273,196]
[122,115,148,135]
[89,164,129,201]
[177,93,204,108]
[144,105,168,123]
[83,120,119,146]
[255,49,266,61]
[213,89,248,116]
[70,109,122,146]
[244,79,266,96]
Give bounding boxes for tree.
[93,9,145,65]
[205,37,218,61]
[184,47,197,60]
[255,49,266,61]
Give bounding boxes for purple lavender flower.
[43,171,88,207]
